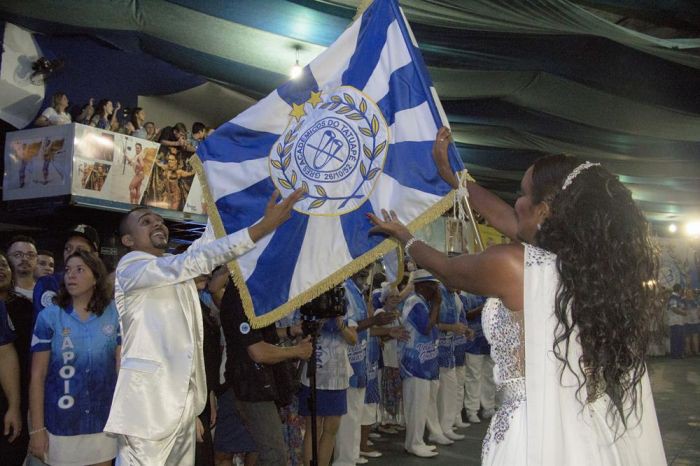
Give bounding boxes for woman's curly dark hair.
[531,154,661,431]
[56,250,111,316]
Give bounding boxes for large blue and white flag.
[194,0,463,327]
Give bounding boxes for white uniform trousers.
[333,386,366,466]
[402,377,430,451]
[453,364,467,427]
[116,385,197,466]
[463,353,496,414]
[437,367,458,433]
[425,379,444,438]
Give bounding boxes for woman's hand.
[29,429,49,460]
[367,209,412,243]
[432,127,459,189]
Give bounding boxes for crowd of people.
[0,218,499,466]
[0,126,670,466]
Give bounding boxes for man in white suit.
[105,190,301,465]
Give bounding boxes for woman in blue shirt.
[28,250,120,466]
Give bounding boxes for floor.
[364,357,699,465]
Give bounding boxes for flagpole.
[457,171,485,253]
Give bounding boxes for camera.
[300,286,346,320]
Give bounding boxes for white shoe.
[424,444,437,450]
[406,447,439,458]
[466,412,481,423]
[356,457,369,464]
[427,434,454,445]
[454,420,471,428]
[360,450,383,458]
[482,408,496,419]
[443,430,465,441]
[366,440,374,446]
[368,432,381,439]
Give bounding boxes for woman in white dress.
[368,127,666,465]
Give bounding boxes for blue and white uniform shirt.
[399,293,439,381]
[461,293,490,355]
[365,308,383,404]
[345,279,368,389]
[437,285,458,369]
[0,301,16,346]
[301,313,354,390]
[31,301,121,435]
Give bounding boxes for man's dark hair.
[37,250,54,259]
[118,206,150,237]
[192,122,206,134]
[7,235,37,250]
[672,284,682,293]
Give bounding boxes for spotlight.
[668,223,677,233]
[686,221,700,237]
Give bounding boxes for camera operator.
[218,282,312,466]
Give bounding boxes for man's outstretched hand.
[249,189,304,242]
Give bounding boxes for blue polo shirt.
[345,279,368,389]
[31,301,121,435]
[400,293,439,381]
[0,301,16,346]
[437,286,458,369]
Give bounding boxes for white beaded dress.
[480,245,667,466]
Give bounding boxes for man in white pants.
[400,270,441,458]
[460,293,496,423]
[334,271,395,466]
[105,190,300,465]
[434,285,471,439]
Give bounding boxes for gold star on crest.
[307,91,323,108]
[289,102,307,121]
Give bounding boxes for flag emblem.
[271,87,389,215]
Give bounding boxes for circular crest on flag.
[270,86,389,216]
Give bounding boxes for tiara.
[561,162,600,191]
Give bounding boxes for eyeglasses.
[9,251,37,260]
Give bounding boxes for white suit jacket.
[104,225,255,440]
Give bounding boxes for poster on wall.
[141,146,196,212]
[3,124,74,200]
[71,124,160,204]
[657,237,700,290]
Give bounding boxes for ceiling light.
[290,46,302,79]
[668,223,677,233]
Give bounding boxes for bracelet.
[29,427,46,436]
[286,326,294,339]
[404,237,422,256]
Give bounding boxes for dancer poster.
[71,124,160,204]
[3,124,73,200]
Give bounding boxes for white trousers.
[463,353,496,414]
[333,386,366,466]
[454,364,467,426]
[402,377,430,451]
[437,367,458,433]
[116,386,196,466]
[425,379,443,438]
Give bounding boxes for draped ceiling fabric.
[1,0,698,224]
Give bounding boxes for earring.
[536,223,541,231]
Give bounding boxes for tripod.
[302,319,321,466]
